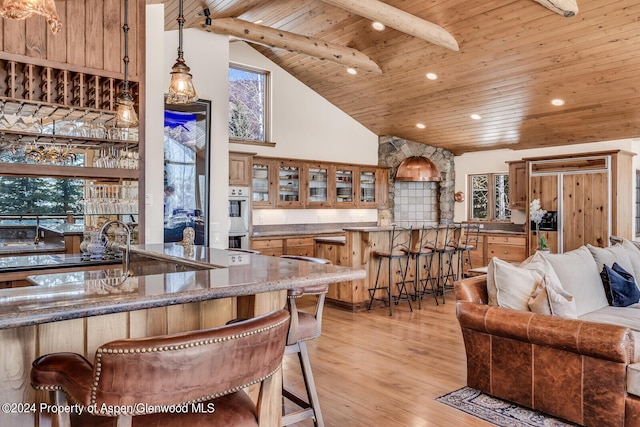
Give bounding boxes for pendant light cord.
[176,0,185,63]
[122,0,130,93]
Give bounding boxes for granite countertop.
[0,241,66,255]
[0,244,365,330]
[0,253,119,273]
[251,222,375,238]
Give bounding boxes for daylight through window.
[469,173,511,221]
[228,64,269,143]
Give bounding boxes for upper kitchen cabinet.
[507,161,527,210]
[358,167,389,209]
[334,166,356,208]
[229,152,253,186]
[252,156,388,209]
[276,159,304,208]
[306,163,331,207]
[251,158,275,207]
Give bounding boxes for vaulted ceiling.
[149,0,640,155]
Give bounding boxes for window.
[636,170,640,236]
[469,173,511,221]
[228,64,270,143]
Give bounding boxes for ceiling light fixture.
[551,98,565,106]
[371,21,385,31]
[346,67,358,75]
[166,0,198,105]
[0,0,61,34]
[471,114,482,120]
[253,19,264,25]
[416,123,426,129]
[115,0,138,128]
[425,72,438,80]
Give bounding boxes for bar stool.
[409,226,439,309]
[31,309,290,427]
[367,224,413,315]
[434,223,461,303]
[279,255,331,427]
[456,222,481,278]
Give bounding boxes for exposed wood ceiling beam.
[321,0,459,52]
[198,17,383,74]
[533,0,579,17]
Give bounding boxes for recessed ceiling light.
[346,67,358,75]
[416,123,426,129]
[371,21,385,31]
[471,114,482,120]
[551,98,565,106]
[425,72,438,80]
[253,19,263,25]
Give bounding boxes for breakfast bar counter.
[0,244,365,426]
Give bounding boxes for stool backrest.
[416,225,438,252]
[461,222,481,246]
[90,310,290,414]
[389,224,413,254]
[442,223,461,248]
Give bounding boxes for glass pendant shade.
[0,0,62,34]
[166,61,198,104]
[115,92,139,128]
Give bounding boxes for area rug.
[435,387,579,426]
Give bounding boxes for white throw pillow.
[587,243,635,281]
[620,239,640,286]
[529,275,578,319]
[537,246,608,316]
[488,257,544,311]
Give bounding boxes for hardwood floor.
[283,298,494,427]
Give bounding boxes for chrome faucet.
[33,216,40,245]
[98,220,132,276]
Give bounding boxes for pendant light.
[0,0,62,34]
[166,0,198,105]
[115,0,138,128]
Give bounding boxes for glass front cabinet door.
[306,163,330,207]
[252,160,274,207]
[335,167,355,207]
[276,160,304,207]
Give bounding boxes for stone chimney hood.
[394,156,441,182]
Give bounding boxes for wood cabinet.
[508,161,527,209]
[229,152,253,186]
[252,156,388,209]
[251,233,344,257]
[461,232,527,276]
[526,150,634,255]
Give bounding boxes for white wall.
[229,42,379,164]
[454,139,640,233]
[145,5,230,248]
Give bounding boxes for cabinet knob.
[504,250,508,254]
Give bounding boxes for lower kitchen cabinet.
[251,233,344,257]
[462,232,527,275]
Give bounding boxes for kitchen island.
[0,243,365,426]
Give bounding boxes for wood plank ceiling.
[149,0,640,155]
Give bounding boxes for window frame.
[468,172,511,222]
[228,63,272,146]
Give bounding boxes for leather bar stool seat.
[31,310,290,427]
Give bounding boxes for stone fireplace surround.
[378,136,455,226]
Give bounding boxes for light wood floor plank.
[283,299,494,426]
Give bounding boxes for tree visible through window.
[469,173,511,221]
[228,64,269,143]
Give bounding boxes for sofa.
[454,239,640,427]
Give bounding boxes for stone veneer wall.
[378,136,455,225]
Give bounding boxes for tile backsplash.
[393,181,439,226]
